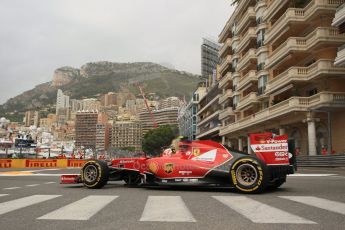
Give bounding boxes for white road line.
[0,195,61,215]
[3,187,21,190]
[44,182,56,184]
[280,196,345,215]
[26,184,40,187]
[0,194,8,197]
[140,196,196,222]
[37,195,118,220]
[213,196,316,224]
[288,174,337,177]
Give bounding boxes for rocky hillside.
[0,62,200,121]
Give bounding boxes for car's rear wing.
[250,133,290,166]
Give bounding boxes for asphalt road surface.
[0,167,344,230]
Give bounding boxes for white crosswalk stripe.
[44,182,56,184]
[3,187,21,190]
[0,194,8,197]
[37,195,118,220]
[212,196,316,224]
[0,195,61,215]
[26,184,40,187]
[279,196,345,215]
[140,196,196,222]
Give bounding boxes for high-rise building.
[111,120,142,151]
[158,97,183,110]
[24,111,36,127]
[218,0,345,155]
[139,107,179,136]
[178,83,207,140]
[196,72,222,141]
[75,111,98,149]
[56,89,70,113]
[201,38,221,79]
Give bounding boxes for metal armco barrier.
[297,154,345,167]
[0,159,87,168]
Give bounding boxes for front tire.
[230,156,268,194]
[82,160,109,189]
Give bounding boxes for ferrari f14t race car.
[61,133,295,193]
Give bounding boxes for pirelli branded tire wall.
[0,159,87,168]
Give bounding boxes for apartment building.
[139,107,179,136]
[196,75,222,141]
[75,111,98,149]
[111,120,142,151]
[178,83,207,140]
[218,0,345,155]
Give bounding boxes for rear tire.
[230,156,268,194]
[82,160,109,189]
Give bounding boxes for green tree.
[142,125,178,156]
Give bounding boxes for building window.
[257,29,265,48]
[308,88,318,96]
[232,22,237,36]
[258,75,268,95]
[233,95,239,109]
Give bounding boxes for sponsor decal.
[175,179,182,182]
[119,160,135,164]
[186,151,191,156]
[25,159,57,168]
[192,149,217,162]
[163,163,174,174]
[0,159,12,168]
[189,179,198,182]
[192,148,201,156]
[178,171,192,176]
[161,179,168,183]
[222,153,228,158]
[148,162,159,174]
[67,160,86,167]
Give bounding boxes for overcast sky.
[0,0,234,104]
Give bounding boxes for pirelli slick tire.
[230,156,268,194]
[82,160,109,189]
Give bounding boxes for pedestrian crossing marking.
[44,182,56,184]
[3,187,21,190]
[0,195,61,215]
[279,196,345,215]
[37,195,118,220]
[26,184,40,187]
[0,194,8,197]
[212,196,316,224]
[140,196,196,222]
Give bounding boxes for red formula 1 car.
[61,133,295,193]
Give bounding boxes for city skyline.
[0,0,234,104]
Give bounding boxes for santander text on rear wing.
[250,132,289,165]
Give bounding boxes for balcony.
[263,0,289,22]
[219,89,233,104]
[332,2,345,27]
[196,125,220,140]
[266,59,345,93]
[266,27,345,68]
[237,27,257,53]
[236,92,259,111]
[237,49,257,71]
[265,0,342,44]
[220,92,345,135]
[219,72,232,89]
[197,94,221,116]
[334,44,345,66]
[219,107,234,121]
[198,110,220,127]
[237,70,257,91]
[219,55,232,73]
[237,7,256,35]
[219,38,232,58]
